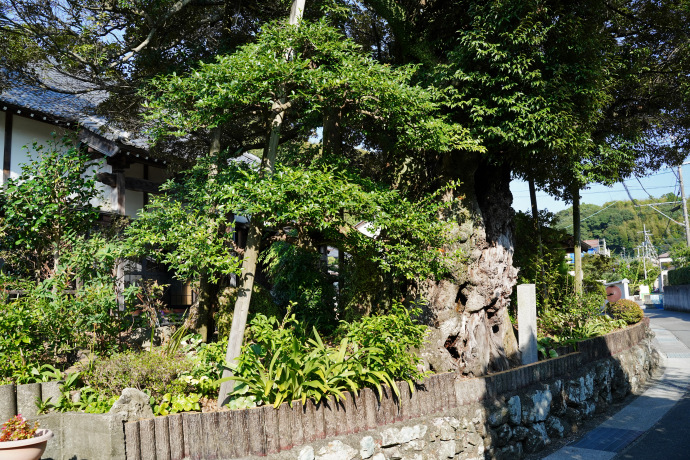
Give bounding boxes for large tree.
[352,0,689,373]
[6,0,690,381]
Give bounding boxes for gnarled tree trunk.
[418,156,521,377]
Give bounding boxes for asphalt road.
[616,307,690,460]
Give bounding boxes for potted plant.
[0,414,53,460]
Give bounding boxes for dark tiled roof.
[0,75,150,153]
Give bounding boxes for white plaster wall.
[125,190,144,218]
[4,115,162,217]
[10,116,68,180]
[93,162,113,212]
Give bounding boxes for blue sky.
[510,160,690,214]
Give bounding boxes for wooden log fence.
[116,320,648,459]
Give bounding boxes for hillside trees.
[554,194,688,254]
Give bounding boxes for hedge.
[667,267,690,286]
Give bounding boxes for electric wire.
[563,202,618,229]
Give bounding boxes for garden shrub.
[0,273,133,380]
[178,339,227,397]
[82,350,194,400]
[538,291,625,347]
[261,241,337,329]
[607,299,644,324]
[336,302,428,382]
[668,267,690,286]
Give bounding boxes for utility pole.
[678,165,690,246]
[572,186,583,295]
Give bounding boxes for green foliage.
[536,338,560,360]
[177,339,228,398]
[512,210,571,313]
[539,292,625,344]
[13,364,63,384]
[606,299,644,325]
[225,307,427,408]
[69,387,121,414]
[215,285,282,340]
[128,155,463,309]
[38,371,120,414]
[153,392,201,416]
[123,196,241,283]
[336,303,428,383]
[143,19,480,155]
[670,243,690,269]
[668,266,690,286]
[262,241,336,328]
[614,258,660,294]
[81,350,194,401]
[0,272,134,379]
[0,135,101,279]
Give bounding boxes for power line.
[636,175,655,200]
[563,203,618,228]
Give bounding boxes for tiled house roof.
[0,75,150,154]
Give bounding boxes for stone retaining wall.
[122,320,659,460]
[0,380,61,422]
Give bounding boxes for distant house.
[582,238,611,257]
[563,238,592,265]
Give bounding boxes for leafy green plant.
[539,291,626,344]
[607,299,644,324]
[177,338,227,397]
[537,338,559,360]
[0,271,135,380]
[667,266,690,286]
[72,387,120,414]
[337,302,428,383]
[152,393,201,416]
[222,307,426,409]
[0,135,101,280]
[14,364,63,384]
[261,241,336,328]
[215,285,282,340]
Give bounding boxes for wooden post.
[124,422,142,460]
[113,168,127,310]
[167,414,185,460]
[182,413,202,460]
[154,417,171,460]
[139,419,156,460]
[2,113,12,185]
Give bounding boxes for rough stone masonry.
[271,326,660,460]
